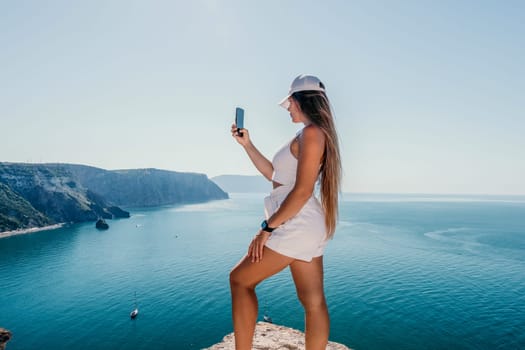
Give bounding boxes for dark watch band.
[261,219,276,233]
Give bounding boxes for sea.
[1,193,524,350]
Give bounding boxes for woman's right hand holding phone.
[230,123,273,180]
[231,123,250,147]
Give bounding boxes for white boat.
[263,302,272,323]
[130,292,139,319]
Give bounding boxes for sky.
[1,0,524,195]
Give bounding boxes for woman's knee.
[297,290,327,310]
[229,269,240,287]
[229,268,255,290]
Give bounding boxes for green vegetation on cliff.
[0,163,228,232]
[0,163,128,228]
[0,182,52,231]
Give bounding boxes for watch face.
[261,220,274,233]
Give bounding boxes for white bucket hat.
[278,74,325,109]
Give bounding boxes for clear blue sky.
[1,1,524,195]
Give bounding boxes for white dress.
[263,134,327,262]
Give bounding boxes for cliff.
[64,164,228,207]
[0,163,129,231]
[0,163,228,232]
[0,182,52,231]
[204,322,351,350]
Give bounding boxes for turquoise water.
[1,193,524,349]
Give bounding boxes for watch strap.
[261,219,276,233]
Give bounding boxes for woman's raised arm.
[231,124,273,181]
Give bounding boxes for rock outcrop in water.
[0,328,11,350]
[0,162,228,232]
[204,322,351,350]
[95,218,109,230]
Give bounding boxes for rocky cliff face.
[0,163,228,232]
[64,164,229,207]
[0,163,129,229]
[205,322,351,350]
[0,182,52,231]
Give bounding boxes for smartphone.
[235,107,244,137]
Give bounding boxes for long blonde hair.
[292,89,342,238]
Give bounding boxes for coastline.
[0,223,65,240]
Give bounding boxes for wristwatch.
[261,219,276,233]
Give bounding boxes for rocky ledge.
[204,322,351,350]
[0,328,11,350]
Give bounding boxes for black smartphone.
[235,107,244,137]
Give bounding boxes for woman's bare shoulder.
[299,125,325,146]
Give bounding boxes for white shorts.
[263,185,328,262]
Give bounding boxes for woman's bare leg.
[290,256,329,350]
[229,247,294,350]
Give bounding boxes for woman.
[229,74,342,350]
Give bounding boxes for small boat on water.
[130,292,139,319]
[95,218,109,230]
[263,302,272,323]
